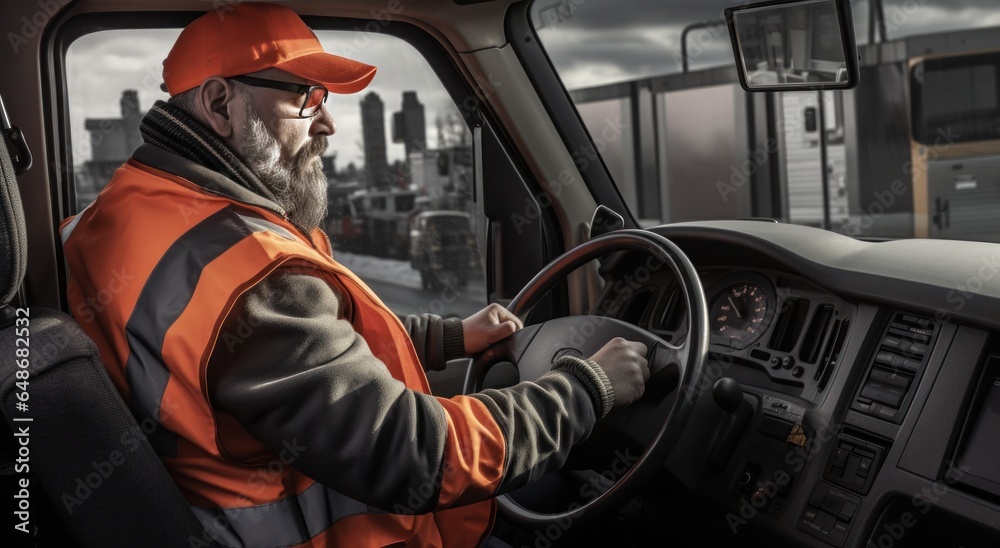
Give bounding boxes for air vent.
[656,286,686,332]
[800,304,835,364]
[768,297,810,352]
[853,312,936,423]
[816,318,849,391]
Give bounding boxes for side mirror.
[726,0,859,92]
[589,205,625,238]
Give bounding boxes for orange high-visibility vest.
[61,159,503,547]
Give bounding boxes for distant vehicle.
[409,211,478,290]
[341,188,418,258]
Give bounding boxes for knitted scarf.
[138,100,280,204]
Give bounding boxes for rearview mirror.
[726,0,859,92]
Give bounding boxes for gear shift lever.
[713,377,744,414]
[707,377,756,471]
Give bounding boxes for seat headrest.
[0,133,27,307]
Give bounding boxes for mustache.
[299,137,328,161]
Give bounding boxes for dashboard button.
[870,369,889,383]
[846,454,862,478]
[839,501,858,521]
[874,389,902,408]
[885,372,909,388]
[821,494,845,515]
[861,382,885,402]
[833,447,849,466]
[875,351,898,367]
[854,447,876,459]
[830,521,850,546]
[884,383,907,399]
[876,405,897,421]
[809,489,825,507]
[901,314,931,326]
[812,511,836,534]
[858,458,873,477]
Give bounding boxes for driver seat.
[0,95,219,546]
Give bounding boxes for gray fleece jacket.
[128,117,614,514]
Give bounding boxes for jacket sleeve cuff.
[442,317,466,361]
[551,356,614,418]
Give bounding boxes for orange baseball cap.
[162,3,377,96]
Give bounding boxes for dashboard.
[599,262,854,405]
[590,220,1000,547]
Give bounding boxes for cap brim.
[274,52,377,94]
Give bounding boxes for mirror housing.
[726,0,860,92]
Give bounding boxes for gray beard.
[238,106,329,230]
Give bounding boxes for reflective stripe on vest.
[119,208,290,457]
[124,206,251,456]
[193,482,378,547]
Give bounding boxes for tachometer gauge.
[707,272,777,350]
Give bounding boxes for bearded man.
[60,3,649,546]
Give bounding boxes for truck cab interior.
[4,0,1000,547]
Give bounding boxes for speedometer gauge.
[707,272,777,350]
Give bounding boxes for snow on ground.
[333,251,422,289]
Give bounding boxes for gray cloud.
[67,29,461,171]
[532,0,1000,88]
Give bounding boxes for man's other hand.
[588,338,649,407]
[462,303,524,355]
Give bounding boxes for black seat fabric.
[0,119,25,308]
[0,102,221,546]
[0,309,217,546]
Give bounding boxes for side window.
[66,27,486,319]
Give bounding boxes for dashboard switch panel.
[824,435,883,494]
[798,482,862,547]
[852,312,937,424]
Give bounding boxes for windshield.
[530,0,1000,242]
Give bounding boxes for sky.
[66,0,1000,168]
[66,30,462,169]
[531,0,1000,89]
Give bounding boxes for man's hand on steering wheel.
[462,303,525,355]
[588,338,650,408]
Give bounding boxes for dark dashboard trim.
[651,221,1000,331]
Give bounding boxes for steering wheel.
[463,229,710,528]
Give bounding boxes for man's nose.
[310,103,336,137]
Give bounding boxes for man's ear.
[194,77,238,139]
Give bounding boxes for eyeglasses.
[228,75,329,118]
